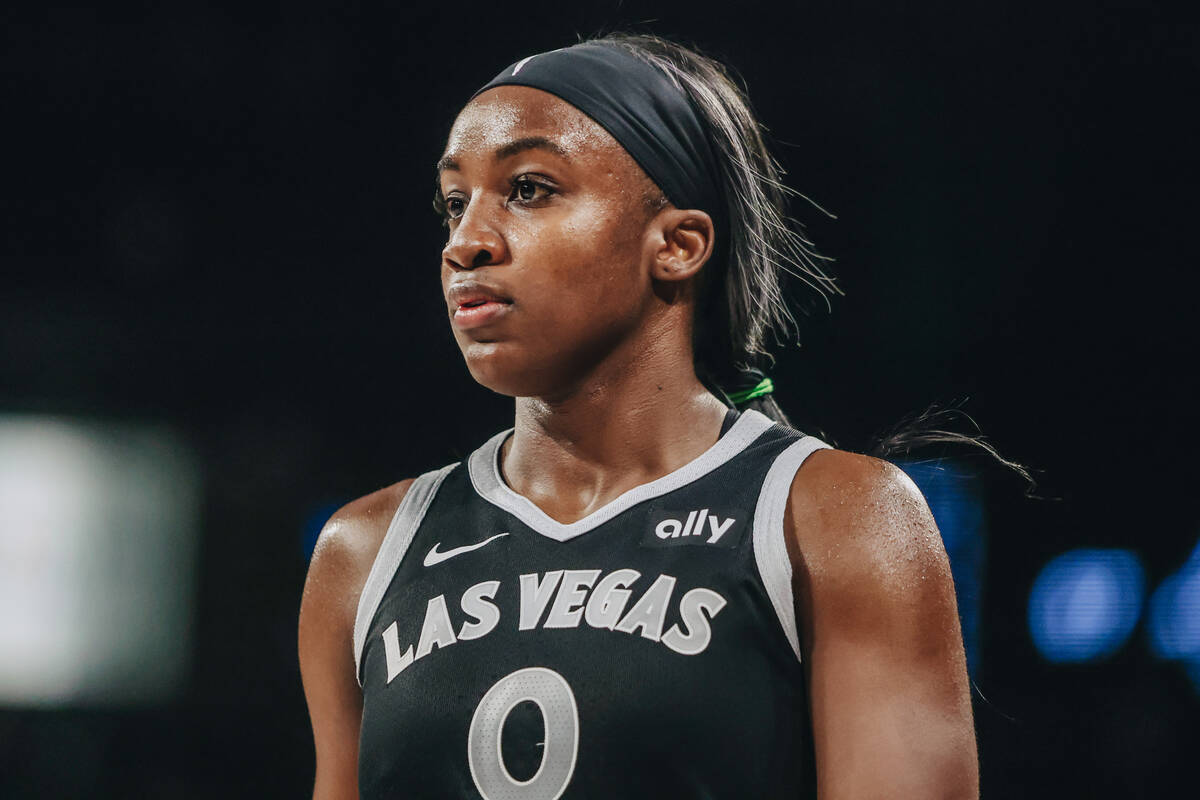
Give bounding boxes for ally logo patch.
[641,508,744,549]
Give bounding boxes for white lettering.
[519,570,563,630]
[615,574,676,642]
[679,510,697,538]
[655,519,681,539]
[584,568,641,629]
[707,515,736,544]
[545,569,601,628]
[377,568,728,687]
[458,580,501,640]
[382,620,415,683]
[415,594,457,659]
[662,588,727,655]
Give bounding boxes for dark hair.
[591,34,1033,488]
[591,33,837,425]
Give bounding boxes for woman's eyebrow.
[437,136,568,174]
[493,136,568,162]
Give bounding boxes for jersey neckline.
[466,409,775,542]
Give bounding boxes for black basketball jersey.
[353,409,830,799]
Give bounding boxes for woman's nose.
[442,201,507,271]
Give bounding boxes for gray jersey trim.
[467,409,776,543]
[353,463,457,686]
[752,435,832,663]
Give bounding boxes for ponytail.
[593,33,837,426]
[597,33,1032,488]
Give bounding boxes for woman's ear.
[648,208,715,282]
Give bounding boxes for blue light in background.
[896,459,985,678]
[1147,539,1200,679]
[1028,549,1145,663]
[302,500,345,561]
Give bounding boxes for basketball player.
[299,34,978,799]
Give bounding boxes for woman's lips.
[453,300,512,329]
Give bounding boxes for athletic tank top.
[353,409,830,799]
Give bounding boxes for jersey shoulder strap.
[752,434,832,660]
[353,462,457,684]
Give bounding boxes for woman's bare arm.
[787,450,978,799]
[298,481,412,800]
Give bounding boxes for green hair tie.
[727,377,774,406]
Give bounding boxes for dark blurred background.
[1,1,1195,797]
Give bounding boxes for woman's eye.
[511,177,552,204]
[445,196,466,219]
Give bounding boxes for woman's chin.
[462,343,549,398]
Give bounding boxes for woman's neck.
[503,339,728,525]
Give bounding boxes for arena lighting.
[1147,539,1200,673]
[1188,660,1200,690]
[895,459,985,677]
[0,415,200,706]
[1028,549,1145,663]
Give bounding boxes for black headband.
[472,42,726,240]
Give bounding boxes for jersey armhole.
[751,436,832,663]
[352,462,457,686]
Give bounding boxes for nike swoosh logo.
[423,532,509,567]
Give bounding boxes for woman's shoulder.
[788,447,928,521]
[297,479,419,786]
[300,479,417,636]
[321,481,417,561]
[783,447,957,664]
[784,447,944,582]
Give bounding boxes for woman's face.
[437,85,664,399]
